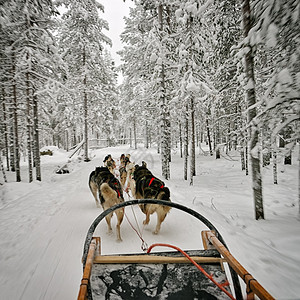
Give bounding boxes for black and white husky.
[89,166,124,241]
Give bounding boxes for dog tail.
[100,183,118,201]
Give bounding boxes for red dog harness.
[148,177,164,189]
[113,182,121,198]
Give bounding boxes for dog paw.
[153,230,159,235]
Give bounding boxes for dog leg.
[105,213,113,234]
[143,212,150,225]
[115,208,124,241]
[89,181,101,208]
[153,210,167,235]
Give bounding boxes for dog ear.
[142,161,147,168]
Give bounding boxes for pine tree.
[58,0,111,162]
[1,0,60,182]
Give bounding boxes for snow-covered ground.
[0,144,299,299]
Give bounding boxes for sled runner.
[78,200,274,300]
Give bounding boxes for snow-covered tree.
[0,0,60,182]
[57,0,112,161]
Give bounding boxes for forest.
[0,0,299,220]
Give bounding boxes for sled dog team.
[89,154,171,241]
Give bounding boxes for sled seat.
[84,238,231,300]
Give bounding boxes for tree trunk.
[166,115,171,163]
[263,151,271,167]
[12,49,21,182]
[184,104,189,181]
[242,0,264,220]
[145,120,149,149]
[65,130,69,151]
[0,155,7,183]
[215,111,220,158]
[190,97,196,179]
[158,4,170,180]
[245,140,249,176]
[240,147,245,170]
[1,87,10,171]
[273,150,278,184]
[179,122,183,158]
[33,94,41,181]
[206,117,213,156]
[133,118,137,149]
[83,47,89,162]
[216,147,221,159]
[129,127,132,148]
[9,108,15,172]
[26,71,33,182]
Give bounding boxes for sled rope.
[124,190,148,251]
[147,243,236,300]
[124,211,148,251]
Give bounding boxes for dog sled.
[78,200,274,300]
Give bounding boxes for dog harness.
[148,177,164,189]
[113,181,121,198]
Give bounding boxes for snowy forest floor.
[0,144,299,300]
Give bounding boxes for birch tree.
[241,0,264,220]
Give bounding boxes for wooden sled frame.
[78,199,274,300]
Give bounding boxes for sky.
[100,0,135,67]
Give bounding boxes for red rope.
[147,243,236,300]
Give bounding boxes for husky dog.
[89,166,124,241]
[119,154,131,187]
[131,162,171,234]
[103,155,116,174]
[124,161,136,196]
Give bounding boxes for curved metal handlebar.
[82,199,227,265]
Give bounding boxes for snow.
[266,23,278,48]
[0,144,299,299]
[277,68,293,85]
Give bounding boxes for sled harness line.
[147,243,236,300]
[124,190,148,251]
[124,212,148,251]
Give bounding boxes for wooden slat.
[205,231,275,300]
[94,255,224,264]
[78,238,100,300]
